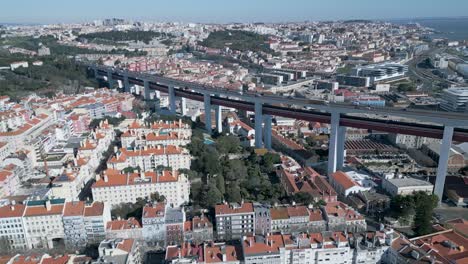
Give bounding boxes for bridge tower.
[168,86,176,114]
[181,97,188,116]
[107,71,113,89]
[327,111,346,175]
[254,102,263,148]
[264,115,272,150]
[204,93,212,133]
[215,105,223,134]
[434,126,454,203]
[123,72,130,93]
[143,80,150,100]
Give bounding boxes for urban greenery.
[390,191,439,236]
[200,30,273,54]
[187,129,285,208]
[78,30,172,44]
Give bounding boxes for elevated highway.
[90,65,468,202]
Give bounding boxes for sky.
[1,0,468,24]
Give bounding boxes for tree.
[201,183,223,208]
[292,192,315,205]
[397,83,416,93]
[150,192,166,203]
[413,192,438,236]
[122,166,140,173]
[215,174,226,195]
[216,135,241,154]
[226,184,242,203]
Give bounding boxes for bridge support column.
[181,97,187,116]
[143,80,150,100]
[93,68,98,78]
[155,90,160,99]
[107,71,113,89]
[168,86,176,114]
[328,111,340,175]
[215,105,223,134]
[123,73,130,93]
[337,126,346,170]
[255,102,263,148]
[434,126,454,203]
[204,94,212,133]
[264,115,272,150]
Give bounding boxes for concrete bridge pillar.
[181,97,187,116]
[255,101,263,148]
[264,115,272,150]
[155,90,161,99]
[434,126,454,203]
[143,80,150,100]
[215,105,223,134]
[123,72,130,93]
[204,93,212,133]
[168,86,176,114]
[328,111,341,175]
[337,126,346,170]
[107,71,113,89]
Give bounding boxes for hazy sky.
[1,0,468,24]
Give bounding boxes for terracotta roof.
[0,204,26,218]
[24,204,64,217]
[93,170,179,188]
[63,201,85,217]
[41,255,70,264]
[287,206,309,217]
[142,203,166,218]
[106,217,141,231]
[215,203,254,215]
[83,201,105,217]
[242,234,284,256]
[270,207,289,220]
[166,243,203,261]
[116,239,135,253]
[204,244,239,263]
[331,171,359,190]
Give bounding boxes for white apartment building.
[215,203,255,241]
[92,169,190,208]
[62,201,111,249]
[83,201,112,245]
[106,218,143,240]
[0,203,27,251]
[121,119,192,139]
[121,130,190,148]
[142,203,166,245]
[440,87,468,112]
[23,199,65,249]
[107,146,191,171]
[0,164,21,198]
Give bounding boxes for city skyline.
[1,0,468,24]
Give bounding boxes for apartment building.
[0,203,27,251]
[142,203,166,245]
[0,164,21,197]
[107,146,191,171]
[23,199,65,249]
[322,202,367,233]
[95,238,142,264]
[106,218,142,240]
[92,169,190,208]
[215,202,255,241]
[63,201,111,249]
[121,130,190,148]
[183,215,214,244]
